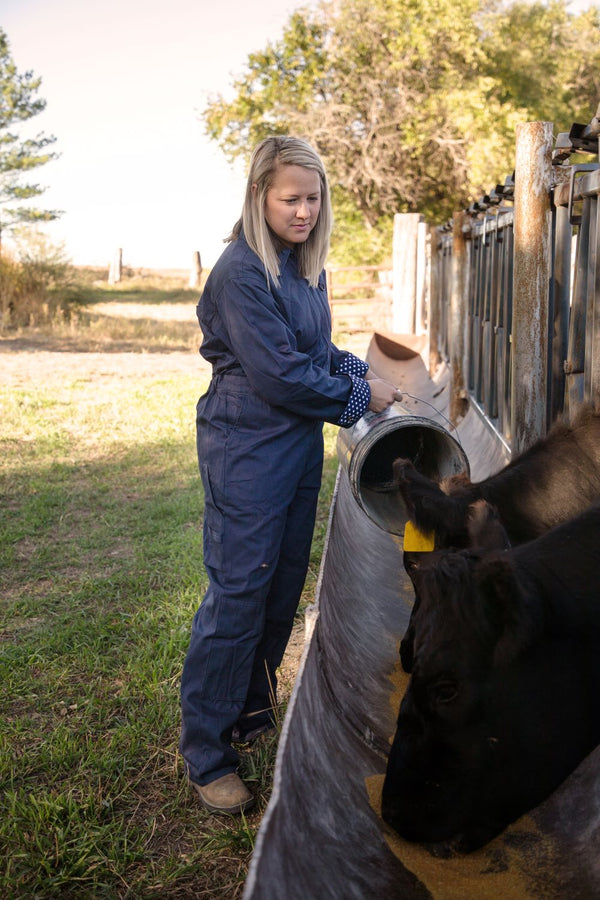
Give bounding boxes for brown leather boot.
[192,773,254,814]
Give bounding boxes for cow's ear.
[475,557,530,664]
[440,470,471,492]
[467,500,510,550]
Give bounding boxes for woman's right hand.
[367,378,403,413]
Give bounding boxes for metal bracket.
[568,120,600,155]
[568,164,600,226]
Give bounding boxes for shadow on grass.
[0,435,246,896]
[1,427,339,898]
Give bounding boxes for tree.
[203,0,600,262]
[481,0,600,131]
[0,28,59,250]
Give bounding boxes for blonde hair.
[229,136,332,288]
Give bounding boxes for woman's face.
[262,165,321,248]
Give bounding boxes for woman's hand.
[367,378,403,413]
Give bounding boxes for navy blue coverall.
[180,233,371,787]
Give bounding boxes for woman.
[180,136,402,814]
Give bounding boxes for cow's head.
[383,537,548,852]
[400,500,511,673]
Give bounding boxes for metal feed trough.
[243,332,600,900]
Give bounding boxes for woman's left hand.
[367,378,403,413]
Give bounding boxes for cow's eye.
[431,680,458,704]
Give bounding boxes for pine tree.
[0,28,59,251]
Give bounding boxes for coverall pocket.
[200,462,223,571]
[223,391,245,432]
[212,376,248,434]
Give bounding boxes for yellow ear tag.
[403,521,435,552]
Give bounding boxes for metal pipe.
[336,403,469,535]
[584,192,600,403]
[551,204,572,422]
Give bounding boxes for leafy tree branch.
[202,0,600,262]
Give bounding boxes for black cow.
[393,404,600,548]
[381,501,600,853]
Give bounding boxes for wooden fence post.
[189,251,203,289]
[511,121,554,453]
[415,219,428,335]
[392,213,422,333]
[108,248,122,285]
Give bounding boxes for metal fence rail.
[429,105,600,452]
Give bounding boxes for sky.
[2,0,318,271]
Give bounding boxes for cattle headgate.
[413,106,600,454]
[244,106,600,900]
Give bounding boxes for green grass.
[0,291,341,898]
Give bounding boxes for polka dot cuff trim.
[338,374,370,426]
[335,353,369,379]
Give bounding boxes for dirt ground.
[0,341,210,387]
[0,300,370,389]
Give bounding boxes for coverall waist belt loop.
[211,366,247,384]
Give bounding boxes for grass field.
[0,278,356,898]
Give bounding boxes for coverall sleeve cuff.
[338,375,371,427]
[334,352,369,379]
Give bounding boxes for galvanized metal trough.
[243,332,600,900]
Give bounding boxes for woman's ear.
[251,183,258,196]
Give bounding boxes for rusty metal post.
[449,211,469,422]
[511,122,554,453]
[428,231,442,373]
